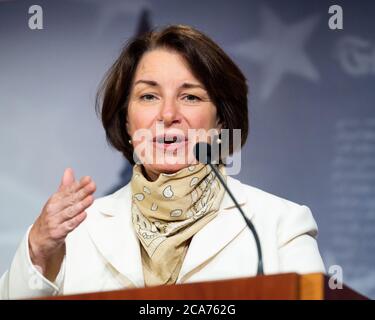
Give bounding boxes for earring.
[128,139,132,145]
[216,130,222,144]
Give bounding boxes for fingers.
[43,190,93,239]
[52,179,96,214]
[54,175,92,201]
[62,211,87,234]
[57,194,94,223]
[51,211,88,240]
[31,170,94,262]
[58,168,75,192]
[76,176,92,191]
[64,176,93,197]
[57,168,91,195]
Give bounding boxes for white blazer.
[0,176,325,299]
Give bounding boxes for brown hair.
[96,24,249,164]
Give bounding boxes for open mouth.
[153,134,188,149]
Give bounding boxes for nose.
[157,97,181,126]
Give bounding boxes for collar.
[96,175,250,217]
[85,175,253,287]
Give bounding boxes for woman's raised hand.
[28,168,96,281]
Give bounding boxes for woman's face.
[127,48,220,181]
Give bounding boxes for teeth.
[165,136,175,143]
[156,136,184,143]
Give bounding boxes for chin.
[148,162,190,174]
[142,148,198,174]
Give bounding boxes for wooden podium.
[48,273,368,300]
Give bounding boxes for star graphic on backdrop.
[231,6,320,101]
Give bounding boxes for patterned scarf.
[130,163,226,286]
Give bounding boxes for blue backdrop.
[0,0,374,298]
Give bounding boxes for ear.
[125,119,130,134]
[215,117,223,131]
[125,114,131,136]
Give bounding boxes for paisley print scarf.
[130,163,226,286]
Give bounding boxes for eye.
[140,94,157,102]
[182,94,201,103]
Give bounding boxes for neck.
[141,165,198,182]
[141,166,159,182]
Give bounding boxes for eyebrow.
[134,79,206,90]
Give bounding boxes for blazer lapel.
[85,176,253,287]
[176,176,254,284]
[85,185,145,288]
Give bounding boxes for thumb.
[58,167,75,191]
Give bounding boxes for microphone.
[194,142,264,275]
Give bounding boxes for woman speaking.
[0,25,325,299]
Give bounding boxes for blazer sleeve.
[277,204,326,274]
[0,226,65,300]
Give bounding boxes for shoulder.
[228,176,319,242]
[228,175,306,214]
